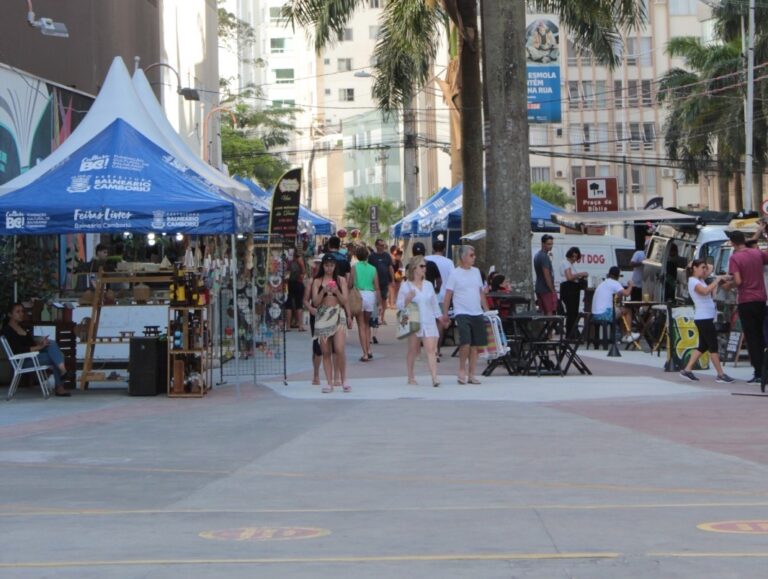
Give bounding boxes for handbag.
[396,302,421,339]
[348,287,363,316]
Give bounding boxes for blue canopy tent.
[391,186,450,238]
[235,176,335,235]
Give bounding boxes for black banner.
[269,168,302,239]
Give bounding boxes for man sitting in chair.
[1,302,70,396]
[592,266,640,344]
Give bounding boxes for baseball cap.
[608,266,621,279]
[412,242,426,256]
[727,230,746,245]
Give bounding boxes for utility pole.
[402,98,419,213]
[745,0,755,212]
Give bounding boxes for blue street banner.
[526,14,562,124]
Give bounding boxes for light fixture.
[354,70,372,78]
[175,232,184,241]
[148,238,157,247]
[144,62,201,101]
[147,232,156,240]
[26,0,68,37]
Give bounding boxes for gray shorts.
[455,314,487,347]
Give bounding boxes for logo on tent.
[152,211,166,229]
[5,211,24,229]
[67,175,92,193]
[162,154,188,173]
[80,155,110,172]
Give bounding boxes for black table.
[512,313,591,376]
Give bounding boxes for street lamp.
[25,0,68,38]
[203,106,237,164]
[144,62,201,101]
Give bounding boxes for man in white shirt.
[441,245,488,384]
[426,240,454,357]
[592,266,639,343]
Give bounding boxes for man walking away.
[425,240,454,358]
[534,234,557,315]
[723,228,768,384]
[369,239,394,325]
[441,245,487,384]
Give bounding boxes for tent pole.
[231,234,239,379]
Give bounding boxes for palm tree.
[344,195,404,243]
[657,37,746,211]
[481,1,646,293]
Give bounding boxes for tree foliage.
[343,196,404,243]
[221,126,290,188]
[531,181,571,208]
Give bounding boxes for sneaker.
[716,374,735,384]
[680,370,699,381]
[621,335,632,343]
[630,332,640,341]
[747,375,762,384]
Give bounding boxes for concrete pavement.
[2,311,768,577]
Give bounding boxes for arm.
[350,264,357,289]
[303,280,317,315]
[695,277,722,296]
[542,267,555,294]
[564,265,577,282]
[621,281,634,297]
[336,279,348,306]
[480,287,489,312]
[311,279,322,307]
[396,281,408,310]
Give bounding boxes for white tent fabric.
[131,69,251,206]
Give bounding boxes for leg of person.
[37,346,67,395]
[41,341,66,374]
[561,284,579,337]
[467,315,487,383]
[310,314,321,385]
[738,301,766,381]
[333,327,349,392]
[698,318,733,382]
[455,315,473,383]
[379,286,388,324]
[319,339,334,392]
[681,349,702,381]
[356,312,368,361]
[363,312,372,359]
[407,333,419,384]
[423,336,439,386]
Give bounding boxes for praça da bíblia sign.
[269,167,303,239]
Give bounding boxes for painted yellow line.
[4,500,768,518]
[0,552,620,569]
[0,462,231,475]
[650,552,768,558]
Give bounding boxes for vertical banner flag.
[526,14,562,124]
[269,168,302,240]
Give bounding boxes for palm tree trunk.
[456,0,485,257]
[481,1,531,295]
[735,173,744,212]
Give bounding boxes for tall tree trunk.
[436,56,464,186]
[457,0,485,260]
[481,1,531,296]
[402,99,419,213]
[718,173,730,211]
[735,173,744,212]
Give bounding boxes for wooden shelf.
[167,303,211,398]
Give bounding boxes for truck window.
[715,246,732,275]
[615,248,634,270]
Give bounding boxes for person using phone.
[2,302,70,396]
[311,254,350,393]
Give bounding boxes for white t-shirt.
[592,278,625,315]
[688,277,716,320]
[631,250,645,287]
[559,258,580,282]
[445,266,484,315]
[426,254,455,299]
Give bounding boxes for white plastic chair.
[1,335,51,400]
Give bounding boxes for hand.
[407,289,416,301]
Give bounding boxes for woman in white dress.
[397,255,442,387]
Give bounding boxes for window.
[274,69,294,84]
[323,58,331,65]
[585,166,596,178]
[582,81,594,108]
[568,81,581,108]
[338,28,353,42]
[595,81,607,109]
[625,38,638,66]
[567,38,579,66]
[639,37,652,66]
[583,123,592,152]
[271,99,295,108]
[324,88,331,96]
[643,122,656,151]
[629,122,641,151]
[614,80,623,109]
[269,7,285,23]
[631,167,642,194]
[627,80,639,108]
[339,88,355,101]
[641,79,653,107]
[337,58,352,72]
[669,0,697,16]
[569,125,584,147]
[369,0,382,7]
[615,123,626,152]
[596,123,609,153]
[529,126,548,146]
[645,167,657,195]
[270,38,287,53]
[531,167,550,183]
[369,26,381,40]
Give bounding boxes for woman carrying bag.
[559,246,588,337]
[396,256,442,387]
[351,245,379,362]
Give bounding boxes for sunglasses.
[418,264,426,268]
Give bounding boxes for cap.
[321,253,336,264]
[412,242,426,256]
[608,266,621,279]
[727,230,747,245]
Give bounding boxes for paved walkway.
[3,309,768,577]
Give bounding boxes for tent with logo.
[234,176,335,235]
[391,186,450,238]
[0,57,252,234]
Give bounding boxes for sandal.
[367,353,373,360]
[342,384,351,393]
[312,378,320,385]
[432,379,440,388]
[359,356,369,362]
[407,379,418,385]
[457,376,467,385]
[467,378,481,385]
[321,385,333,394]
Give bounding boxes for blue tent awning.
[391,186,450,238]
[0,119,252,234]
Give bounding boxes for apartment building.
[530,0,721,210]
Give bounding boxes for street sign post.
[369,204,379,235]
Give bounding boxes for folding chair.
[1,336,51,400]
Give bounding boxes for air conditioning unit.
[555,169,568,179]
[661,168,675,178]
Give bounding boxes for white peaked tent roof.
[0,56,249,208]
[131,68,251,205]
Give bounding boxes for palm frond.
[282,0,366,52]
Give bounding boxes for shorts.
[592,309,619,322]
[694,318,718,354]
[285,280,304,310]
[536,292,558,315]
[455,314,488,347]
[360,290,376,313]
[379,284,389,301]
